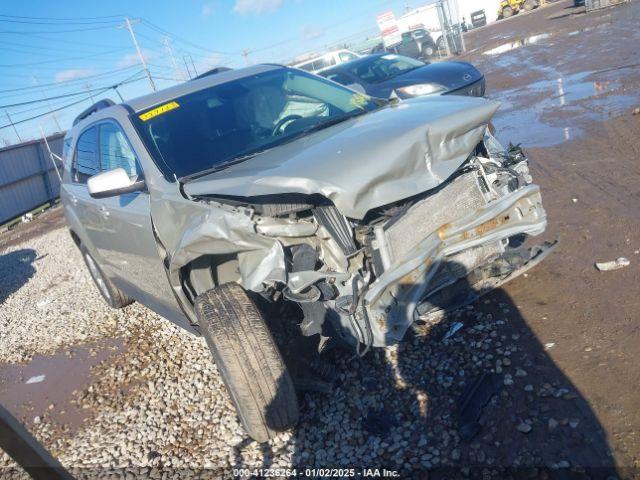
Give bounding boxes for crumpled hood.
[183,95,500,219]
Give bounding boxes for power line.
[0,77,141,109]
[0,25,118,34]
[0,14,125,20]
[0,76,147,131]
[141,19,240,56]
[0,66,141,94]
[0,18,121,25]
[0,47,129,67]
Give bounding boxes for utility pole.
[183,56,193,79]
[189,55,199,76]
[119,17,156,92]
[85,83,95,104]
[4,110,22,143]
[241,49,251,66]
[163,37,184,81]
[33,76,62,132]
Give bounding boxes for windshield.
[345,54,424,84]
[132,67,379,180]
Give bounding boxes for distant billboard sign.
[376,10,402,48]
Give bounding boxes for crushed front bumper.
[359,184,548,346]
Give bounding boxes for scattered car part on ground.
[320,53,485,99]
[60,64,550,442]
[594,257,630,271]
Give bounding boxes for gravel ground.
[0,220,620,478]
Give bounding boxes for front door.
[85,121,183,322]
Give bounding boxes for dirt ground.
[461,0,640,472]
[1,0,639,477]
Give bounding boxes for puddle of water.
[0,339,124,432]
[483,33,552,56]
[490,68,637,148]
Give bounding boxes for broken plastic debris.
[21,213,33,223]
[25,375,46,384]
[544,342,556,350]
[457,373,503,441]
[594,257,630,271]
[443,322,464,341]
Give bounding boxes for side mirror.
[87,167,145,198]
[347,83,366,94]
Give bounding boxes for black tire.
[81,246,133,309]
[502,6,514,17]
[195,283,299,443]
[523,0,536,11]
[420,40,437,58]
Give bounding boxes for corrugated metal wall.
[585,0,630,11]
[0,133,65,224]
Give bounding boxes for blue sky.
[0,0,416,144]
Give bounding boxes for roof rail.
[72,99,116,126]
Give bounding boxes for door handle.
[99,205,110,218]
[69,195,78,205]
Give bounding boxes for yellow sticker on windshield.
[139,101,180,121]
[350,93,368,109]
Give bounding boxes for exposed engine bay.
[178,130,553,352]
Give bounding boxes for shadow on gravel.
[246,259,620,478]
[0,249,37,303]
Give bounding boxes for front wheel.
[195,283,299,443]
[502,6,514,17]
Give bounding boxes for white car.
[293,49,361,74]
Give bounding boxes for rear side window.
[62,137,73,171]
[99,123,138,177]
[73,126,99,183]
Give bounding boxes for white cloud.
[233,0,282,15]
[301,25,325,40]
[117,49,157,68]
[54,69,94,83]
[201,3,214,18]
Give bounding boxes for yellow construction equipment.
[498,0,539,18]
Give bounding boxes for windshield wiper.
[179,150,268,183]
[296,108,370,136]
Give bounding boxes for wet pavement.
[462,0,640,149]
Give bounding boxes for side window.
[339,52,357,62]
[326,72,353,86]
[73,126,99,184]
[99,123,138,177]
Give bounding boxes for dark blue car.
[319,53,485,100]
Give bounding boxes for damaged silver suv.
[61,65,552,442]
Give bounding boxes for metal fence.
[586,0,630,11]
[0,133,65,225]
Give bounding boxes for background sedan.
[320,53,485,100]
